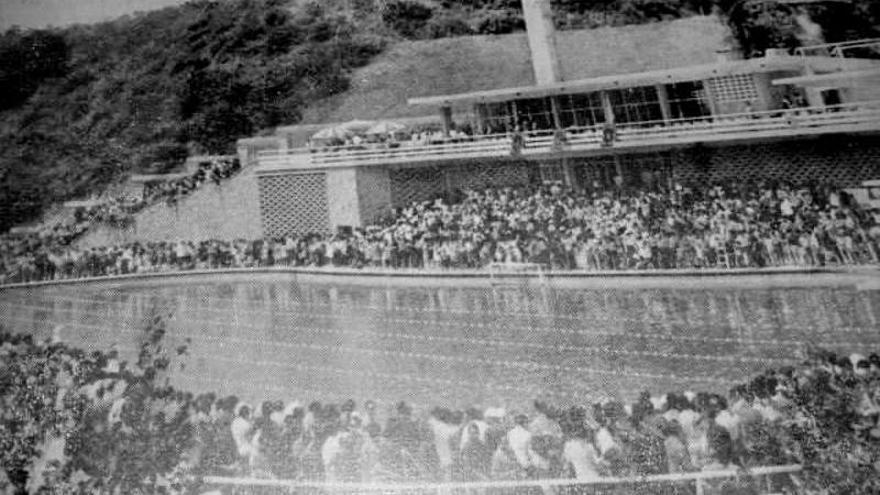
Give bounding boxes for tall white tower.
[521,0,563,85]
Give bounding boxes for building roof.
[299,15,731,123]
[408,57,801,106]
[773,67,880,88]
[408,55,880,106]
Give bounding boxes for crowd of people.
[70,157,242,231]
[141,157,241,208]
[3,325,880,494]
[2,180,878,284]
[0,157,243,283]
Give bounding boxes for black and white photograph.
[1,0,879,493]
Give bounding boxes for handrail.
[3,265,867,291]
[256,100,880,170]
[202,464,802,491]
[795,37,880,58]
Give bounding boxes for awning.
[772,68,880,88]
[407,57,807,107]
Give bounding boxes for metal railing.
[795,38,880,59]
[256,101,880,171]
[202,464,803,494]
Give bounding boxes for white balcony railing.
[795,38,880,59]
[257,101,880,172]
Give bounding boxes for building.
[240,3,880,238]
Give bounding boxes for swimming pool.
[2,270,878,410]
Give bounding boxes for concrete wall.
[78,167,263,247]
[522,0,561,85]
[326,168,361,230]
[357,167,393,224]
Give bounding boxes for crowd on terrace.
[0,157,241,265]
[3,327,880,493]
[141,156,240,207]
[2,179,878,283]
[75,157,242,227]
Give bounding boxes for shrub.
[382,0,436,38]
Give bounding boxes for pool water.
[2,272,879,410]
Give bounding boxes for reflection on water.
[2,276,879,409]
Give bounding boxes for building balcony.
[256,100,880,174]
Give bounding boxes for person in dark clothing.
[459,422,491,481]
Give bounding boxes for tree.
[0,29,68,110]
[382,0,436,38]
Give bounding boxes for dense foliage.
[1,0,879,232]
[0,0,385,232]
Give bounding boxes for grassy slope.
[301,15,730,123]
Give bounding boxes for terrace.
[256,99,880,173]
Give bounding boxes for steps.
[77,167,263,247]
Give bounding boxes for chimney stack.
[521,0,562,85]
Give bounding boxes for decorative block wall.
[390,167,446,206]
[390,161,532,207]
[448,161,531,192]
[569,137,880,190]
[709,74,759,104]
[258,172,330,237]
[671,137,880,187]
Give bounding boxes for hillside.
[1,0,878,232]
[302,15,730,122]
[0,0,387,232]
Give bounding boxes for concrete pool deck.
[1,264,878,292]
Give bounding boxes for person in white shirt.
[530,401,563,439]
[562,427,603,480]
[507,414,538,473]
[231,404,256,465]
[321,428,349,482]
[428,408,463,480]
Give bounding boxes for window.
[480,102,514,134]
[667,81,711,120]
[558,93,605,128]
[514,98,555,131]
[608,86,664,125]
